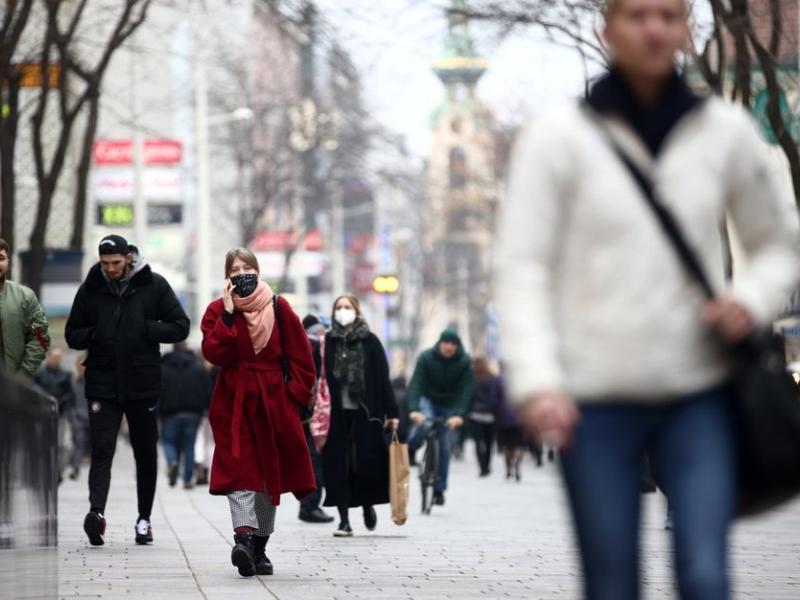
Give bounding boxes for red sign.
[145,140,183,165]
[350,262,375,294]
[93,139,183,166]
[251,229,323,252]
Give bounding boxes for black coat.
[322,332,399,508]
[65,262,190,403]
[159,349,212,417]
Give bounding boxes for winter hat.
[303,314,326,336]
[98,235,130,256]
[439,328,461,345]
[302,314,320,330]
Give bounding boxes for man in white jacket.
[496,0,799,598]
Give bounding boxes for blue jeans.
[560,386,736,600]
[407,397,460,492]
[161,413,202,484]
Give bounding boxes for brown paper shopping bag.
[389,431,410,525]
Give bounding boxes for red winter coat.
[201,297,316,504]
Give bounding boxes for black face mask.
[231,273,259,298]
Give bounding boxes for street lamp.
[193,63,254,340]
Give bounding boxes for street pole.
[331,187,345,296]
[193,8,212,338]
[294,2,318,315]
[131,40,146,253]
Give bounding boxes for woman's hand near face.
[222,278,235,313]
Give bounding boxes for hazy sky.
[313,0,598,156]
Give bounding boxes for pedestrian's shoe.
[231,532,256,577]
[135,519,153,545]
[195,465,209,485]
[168,463,179,487]
[183,481,195,491]
[298,508,335,524]
[252,535,273,576]
[69,468,79,481]
[433,491,445,506]
[363,505,377,531]
[664,511,674,531]
[333,523,353,537]
[83,511,106,546]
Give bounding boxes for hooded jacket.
[407,329,474,416]
[65,254,190,403]
[0,280,50,376]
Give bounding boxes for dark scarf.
[329,319,371,403]
[585,67,703,156]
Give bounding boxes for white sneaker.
[135,519,153,545]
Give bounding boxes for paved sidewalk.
[57,441,800,599]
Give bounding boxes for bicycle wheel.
[420,436,439,515]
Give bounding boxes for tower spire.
[432,0,487,88]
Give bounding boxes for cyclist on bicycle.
[407,328,473,506]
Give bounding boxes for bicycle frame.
[418,416,448,515]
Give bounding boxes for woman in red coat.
[201,248,316,578]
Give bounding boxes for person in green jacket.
[407,328,473,506]
[0,239,50,377]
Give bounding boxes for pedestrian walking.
[0,238,50,376]
[469,357,499,477]
[297,314,335,524]
[496,0,800,596]
[392,374,410,442]
[201,247,317,577]
[69,355,91,481]
[65,235,190,547]
[406,328,472,506]
[34,348,74,483]
[193,357,218,486]
[493,372,525,481]
[318,294,400,537]
[160,342,212,489]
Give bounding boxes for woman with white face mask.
[316,294,400,537]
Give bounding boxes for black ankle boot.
[231,532,256,577]
[252,535,273,575]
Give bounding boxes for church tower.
[421,0,499,353]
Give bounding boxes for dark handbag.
[272,295,314,423]
[586,106,800,517]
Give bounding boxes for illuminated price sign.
[97,203,134,227]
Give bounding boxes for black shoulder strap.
[272,295,292,383]
[582,104,716,300]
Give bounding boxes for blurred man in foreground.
[496,0,800,597]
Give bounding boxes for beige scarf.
[232,280,275,355]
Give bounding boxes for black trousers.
[471,421,495,474]
[88,398,159,519]
[300,425,325,511]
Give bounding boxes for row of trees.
[448,0,800,206]
[0,0,153,295]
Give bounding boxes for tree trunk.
[0,74,20,250]
[26,179,54,295]
[70,91,100,250]
[749,24,800,206]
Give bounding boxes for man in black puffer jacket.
[159,342,212,490]
[65,235,190,547]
